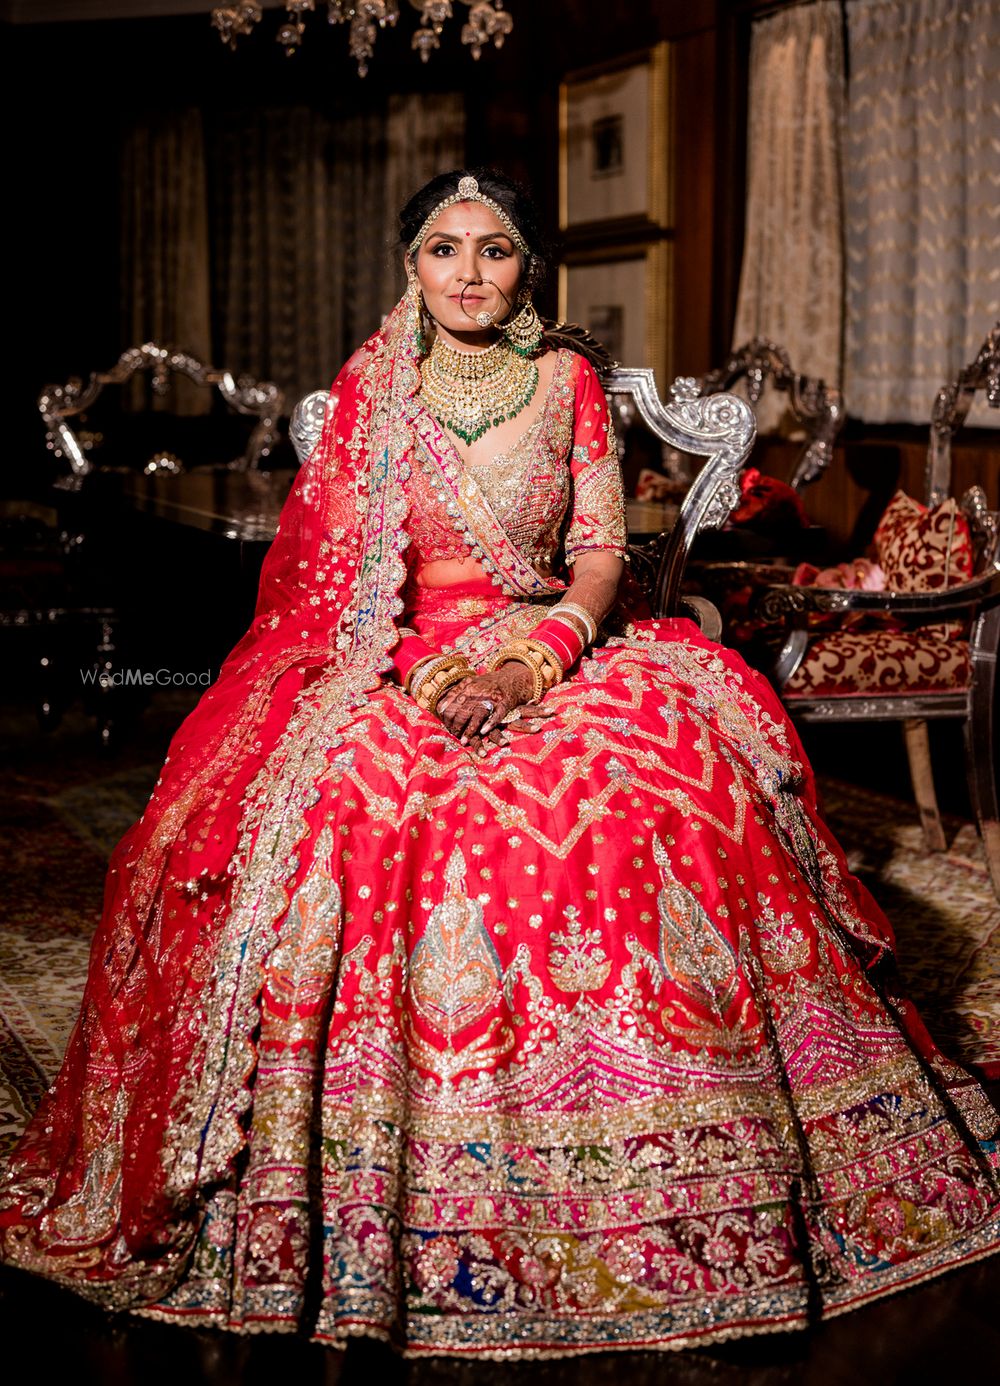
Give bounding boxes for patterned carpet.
[1,711,998,1161]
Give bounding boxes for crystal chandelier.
[211,2,513,77]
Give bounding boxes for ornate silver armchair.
[40,342,284,481]
[602,372,755,628]
[291,370,757,635]
[698,337,845,491]
[667,339,848,654]
[10,346,283,746]
[756,326,1000,897]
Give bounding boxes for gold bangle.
[418,664,467,708]
[413,654,469,706]
[515,657,546,703]
[424,664,472,715]
[410,653,457,701]
[513,637,565,685]
[404,652,442,696]
[499,638,563,691]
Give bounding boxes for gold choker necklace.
[420,336,539,446]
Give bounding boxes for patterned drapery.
[844,0,1000,424]
[732,1,846,408]
[121,108,213,414]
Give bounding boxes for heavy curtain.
[844,0,1000,424]
[732,0,846,405]
[121,108,213,414]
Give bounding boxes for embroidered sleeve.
[564,357,629,566]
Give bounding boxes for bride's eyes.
[428,242,511,259]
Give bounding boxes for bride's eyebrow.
[426,231,515,246]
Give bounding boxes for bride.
[2,168,999,1358]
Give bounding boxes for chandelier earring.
[500,291,544,358]
[406,265,429,355]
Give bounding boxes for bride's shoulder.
[539,345,596,389]
[535,346,564,389]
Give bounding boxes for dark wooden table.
[121,466,297,544]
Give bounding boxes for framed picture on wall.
[559,42,672,239]
[558,240,673,390]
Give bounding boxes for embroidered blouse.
[403,349,628,580]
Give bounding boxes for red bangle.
[533,617,583,668]
[392,631,439,688]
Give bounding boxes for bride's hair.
[398,167,549,292]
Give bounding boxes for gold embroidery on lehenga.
[546,906,612,992]
[264,826,342,1017]
[652,836,739,1018]
[410,847,502,1037]
[41,1087,128,1248]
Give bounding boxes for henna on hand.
[435,664,534,749]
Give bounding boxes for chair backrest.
[601,370,755,615]
[39,343,285,479]
[926,322,1000,508]
[290,389,330,466]
[698,337,844,491]
[290,368,756,620]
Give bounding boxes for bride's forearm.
[558,552,624,632]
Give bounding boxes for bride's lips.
[450,293,485,302]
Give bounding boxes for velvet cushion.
[782,492,974,700]
[784,628,970,699]
[874,490,973,592]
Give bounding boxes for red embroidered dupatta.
[0,297,429,1301]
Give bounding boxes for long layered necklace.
[420,335,539,446]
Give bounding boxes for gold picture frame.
[558,240,673,391]
[559,42,672,240]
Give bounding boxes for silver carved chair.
[17,345,284,746]
[290,372,757,635]
[698,337,845,492]
[673,339,847,653]
[41,342,284,482]
[756,326,1000,897]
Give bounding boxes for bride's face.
[410,201,524,344]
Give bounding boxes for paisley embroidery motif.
[409,847,502,1037]
[263,826,342,1019]
[653,835,739,1018]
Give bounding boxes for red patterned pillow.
[874,490,973,593]
[784,628,971,698]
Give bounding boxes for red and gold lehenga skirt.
[4,577,1000,1357]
